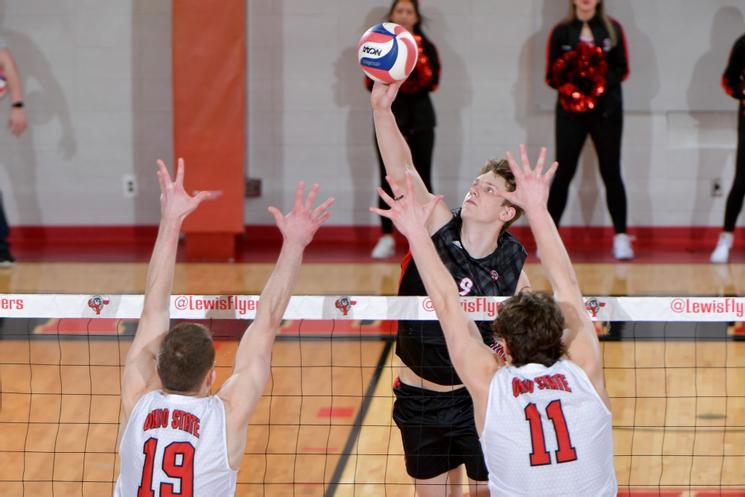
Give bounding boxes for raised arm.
[120,159,212,419]
[0,47,27,136]
[503,146,609,407]
[371,82,451,231]
[218,182,333,469]
[371,174,499,431]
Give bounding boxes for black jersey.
[396,210,527,385]
[545,15,629,115]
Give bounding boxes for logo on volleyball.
[335,297,357,316]
[357,22,418,84]
[88,295,110,315]
[584,297,606,318]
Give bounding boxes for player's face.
[390,1,418,33]
[461,172,515,225]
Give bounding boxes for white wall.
[1,0,743,228]
[246,0,745,229]
[0,0,171,226]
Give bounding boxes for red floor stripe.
[7,225,745,263]
[316,407,355,418]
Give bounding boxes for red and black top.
[366,32,440,132]
[722,33,745,119]
[396,210,527,386]
[545,15,629,114]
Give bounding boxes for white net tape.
[0,294,743,321]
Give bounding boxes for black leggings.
[548,106,628,234]
[376,128,435,234]
[723,125,745,232]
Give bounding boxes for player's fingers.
[293,181,305,211]
[317,211,332,224]
[385,175,405,200]
[535,147,547,176]
[267,206,284,227]
[313,197,336,218]
[422,194,443,219]
[175,158,185,185]
[404,171,416,196]
[304,183,320,211]
[505,151,524,180]
[156,159,170,180]
[544,161,559,183]
[156,168,168,193]
[369,206,393,219]
[519,144,531,172]
[192,191,216,205]
[377,186,397,207]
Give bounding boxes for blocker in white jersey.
[481,359,616,496]
[115,391,236,497]
[117,162,333,496]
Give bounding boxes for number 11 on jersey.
[524,400,577,466]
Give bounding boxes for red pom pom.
[551,43,608,113]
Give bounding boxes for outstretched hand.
[157,158,215,222]
[268,182,335,248]
[370,171,442,239]
[370,80,404,111]
[502,145,558,214]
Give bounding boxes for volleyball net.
[1,294,745,496]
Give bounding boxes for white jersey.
[481,359,616,497]
[115,390,237,497]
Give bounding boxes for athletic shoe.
[0,248,16,268]
[612,233,634,260]
[710,232,733,264]
[371,234,395,259]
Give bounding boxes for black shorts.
[392,380,488,481]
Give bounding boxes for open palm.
[157,158,213,222]
[268,182,335,248]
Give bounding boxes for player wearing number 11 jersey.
[372,146,616,496]
[115,159,333,496]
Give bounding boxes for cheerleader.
[711,33,745,263]
[545,0,633,259]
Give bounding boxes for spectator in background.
[545,0,633,260]
[368,0,440,259]
[0,37,28,265]
[711,33,745,264]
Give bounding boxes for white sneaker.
[612,233,634,260]
[371,234,395,259]
[710,232,733,264]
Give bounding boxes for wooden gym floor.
[1,261,745,496]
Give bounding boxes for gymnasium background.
[0,0,743,237]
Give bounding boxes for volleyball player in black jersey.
[371,81,530,496]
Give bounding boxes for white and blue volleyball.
[357,22,418,84]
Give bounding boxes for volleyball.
[357,22,418,84]
[0,73,7,99]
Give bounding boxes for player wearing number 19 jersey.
[116,160,333,496]
[373,146,616,496]
[116,391,235,496]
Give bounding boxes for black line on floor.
[325,336,394,497]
